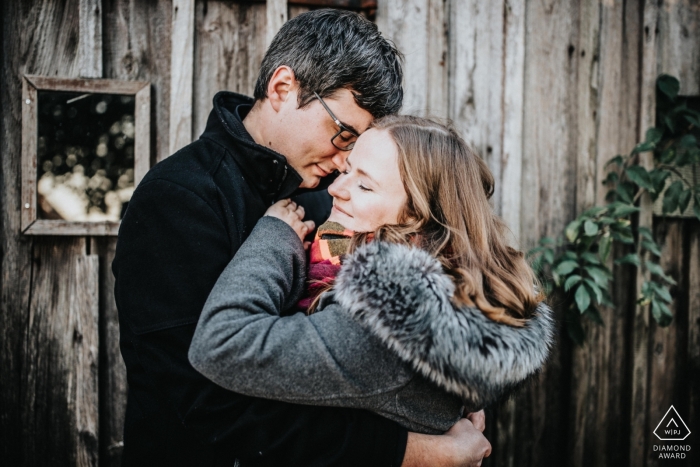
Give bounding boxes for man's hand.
[402,418,491,467]
[265,199,315,243]
[465,410,486,432]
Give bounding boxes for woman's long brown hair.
[313,115,543,326]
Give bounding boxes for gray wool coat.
[189,216,555,434]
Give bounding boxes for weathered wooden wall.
[1,1,698,466]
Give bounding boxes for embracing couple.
[113,9,554,467]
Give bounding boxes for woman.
[189,115,554,434]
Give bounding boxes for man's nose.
[330,151,349,172]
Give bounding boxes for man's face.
[273,88,373,189]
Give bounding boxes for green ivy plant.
[528,75,700,344]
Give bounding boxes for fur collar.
[332,241,556,409]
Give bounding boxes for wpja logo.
[652,405,691,459]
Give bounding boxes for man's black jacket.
[112,92,408,467]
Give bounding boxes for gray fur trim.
[333,241,555,408]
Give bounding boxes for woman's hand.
[265,199,315,243]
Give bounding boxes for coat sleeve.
[114,178,407,467]
[189,216,417,406]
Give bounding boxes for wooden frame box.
[21,75,150,235]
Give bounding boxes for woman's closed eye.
[358,183,371,192]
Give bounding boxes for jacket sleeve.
[114,178,407,467]
[189,216,417,406]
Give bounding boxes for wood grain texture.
[687,223,700,467]
[630,2,659,465]
[646,221,687,467]
[170,0,195,154]
[500,0,526,244]
[266,0,288,48]
[78,0,102,78]
[568,3,643,466]
[91,237,126,467]
[656,0,700,95]
[193,0,267,137]
[21,238,99,466]
[376,0,430,116]
[103,0,171,163]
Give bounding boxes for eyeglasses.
[314,92,360,151]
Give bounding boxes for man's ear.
[266,66,297,112]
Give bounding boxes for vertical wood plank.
[500,0,526,243]
[170,0,195,154]
[78,0,102,78]
[646,221,687,467]
[193,0,267,138]
[425,0,448,119]
[266,0,288,48]
[568,3,643,467]
[103,0,172,163]
[687,222,700,467]
[91,238,126,467]
[448,0,506,214]
[377,0,430,116]
[656,0,700,95]
[520,0,579,248]
[22,238,99,466]
[630,3,658,465]
[21,78,38,232]
[1,1,35,463]
[73,253,100,467]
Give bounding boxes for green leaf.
[582,206,608,217]
[603,171,619,186]
[650,169,671,196]
[651,300,673,327]
[555,260,579,276]
[584,278,604,305]
[638,226,653,241]
[611,230,635,244]
[615,183,635,204]
[642,240,662,257]
[587,266,612,287]
[565,219,582,243]
[650,282,673,303]
[581,252,601,265]
[599,235,613,262]
[684,113,700,127]
[664,115,676,133]
[601,289,615,308]
[583,307,605,326]
[646,261,677,285]
[605,155,625,168]
[662,180,683,214]
[626,166,653,190]
[632,141,655,154]
[575,284,591,312]
[610,202,640,218]
[678,188,692,213]
[645,127,664,144]
[658,74,680,100]
[564,274,582,292]
[544,249,555,264]
[680,134,697,148]
[583,220,599,237]
[616,253,641,267]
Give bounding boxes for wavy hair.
[312,115,543,326]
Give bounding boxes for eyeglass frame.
[313,92,360,151]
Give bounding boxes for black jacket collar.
[200,91,304,203]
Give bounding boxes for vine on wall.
[529,75,700,344]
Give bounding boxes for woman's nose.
[328,175,350,200]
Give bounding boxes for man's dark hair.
[253,9,403,118]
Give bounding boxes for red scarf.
[296,221,354,311]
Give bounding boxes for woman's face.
[327,128,407,232]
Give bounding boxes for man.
[113,9,490,467]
